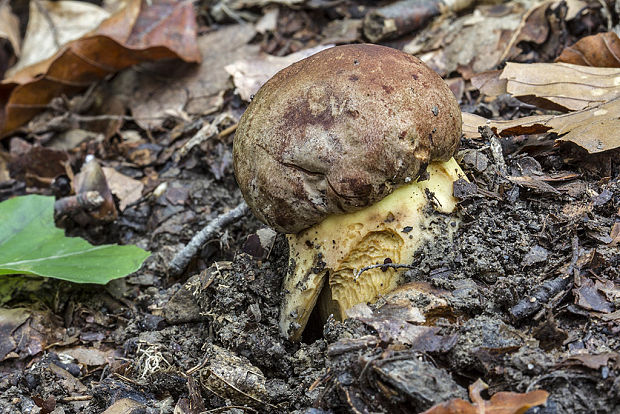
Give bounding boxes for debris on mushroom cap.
[280,158,465,341]
[233,43,461,234]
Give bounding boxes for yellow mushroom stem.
[280,157,465,341]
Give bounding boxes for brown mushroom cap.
[233,44,461,234]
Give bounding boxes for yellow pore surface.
[281,158,464,340]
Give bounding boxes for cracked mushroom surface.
[233,44,464,341]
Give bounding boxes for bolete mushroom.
[233,44,465,341]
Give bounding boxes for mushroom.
[233,44,465,341]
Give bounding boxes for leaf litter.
[0,0,619,413]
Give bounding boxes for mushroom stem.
[280,157,465,341]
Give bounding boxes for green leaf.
[0,195,150,284]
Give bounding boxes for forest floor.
[0,0,619,413]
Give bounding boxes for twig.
[509,236,579,322]
[70,114,169,122]
[169,202,249,276]
[58,395,92,402]
[54,191,104,216]
[218,123,238,139]
[354,263,415,280]
[186,354,210,376]
[202,406,257,413]
[363,0,443,42]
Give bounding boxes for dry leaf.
[9,1,110,75]
[403,2,525,77]
[125,24,258,131]
[471,70,507,97]
[0,3,21,57]
[0,0,200,136]
[61,346,116,366]
[574,277,616,313]
[556,32,620,67]
[500,0,557,62]
[0,308,30,361]
[225,44,333,101]
[255,6,279,34]
[102,167,144,211]
[9,142,70,187]
[422,379,549,414]
[321,19,362,45]
[462,97,620,153]
[564,352,619,370]
[500,62,620,111]
[347,285,458,353]
[0,308,64,361]
[507,176,560,195]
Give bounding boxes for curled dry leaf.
[556,32,620,67]
[421,378,549,414]
[9,0,110,75]
[0,0,200,136]
[462,97,620,153]
[102,167,144,211]
[500,0,565,63]
[500,62,620,112]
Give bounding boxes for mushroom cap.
[233,44,461,234]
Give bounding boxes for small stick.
[169,202,249,276]
[58,395,92,402]
[54,191,104,216]
[363,0,475,42]
[509,236,579,321]
[354,263,415,280]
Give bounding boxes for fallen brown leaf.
[226,44,333,101]
[0,307,64,361]
[471,70,507,98]
[0,308,30,361]
[0,0,200,136]
[9,0,110,75]
[102,167,144,211]
[564,352,618,370]
[574,277,615,313]
[403,2,525,77]
[500,0,566,63]
[500,62,620,111]
[556,32,620,67]
[8,141,70,187]
[61,346,116,367]
[507,176,560,195]
[125,24,258,131]
[462,97,620,153]
[347,287,458,353]
[421,378,549,414]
